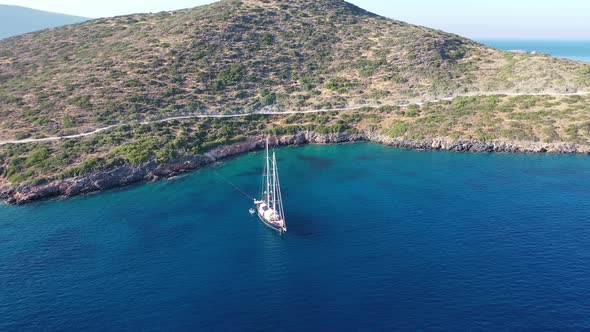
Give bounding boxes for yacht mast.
[265,138,271,205]
[275,153,285,226]
[272,151,277,212]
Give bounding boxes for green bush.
[63,115,76,128]
[261,33,275,45]
[370,89,391,99]
[114,143,152,164]
[123,79,143,87]
[259,89,276,106]
[217,64,245,86]
[405,104,421,117]
[163,87,183,97]
[25,147,50,167]
[325,77,359,92]
[386,75,408,84]
[387,121,409,137]
[315,124,346,134]
[72,95,92,109]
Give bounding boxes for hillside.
[1,0,590,202]
[1,0,589,141]
[0,5,88,40]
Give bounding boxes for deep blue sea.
[480,40,590,63]
[1,143,590,330]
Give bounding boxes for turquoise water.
[1,143,590,330]
[479,40,590,63]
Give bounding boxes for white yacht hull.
[255,202,287,233]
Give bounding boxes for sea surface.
[479,40,590,63]
[1,143,590,330]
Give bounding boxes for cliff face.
[2,134,588,205]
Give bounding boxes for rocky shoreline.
[1,132,589,205]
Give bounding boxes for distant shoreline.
[1,133,588,206]
[478,39,590,63]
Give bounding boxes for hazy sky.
[1,0,589,39]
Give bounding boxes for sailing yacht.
[254,138,287,233]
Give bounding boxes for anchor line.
[214,171,256,201]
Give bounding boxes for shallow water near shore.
[1,143,590,330]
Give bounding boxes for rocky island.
[1,0,590,204]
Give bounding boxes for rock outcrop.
[1,133,589,205]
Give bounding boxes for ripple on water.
[1,143,590,330]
